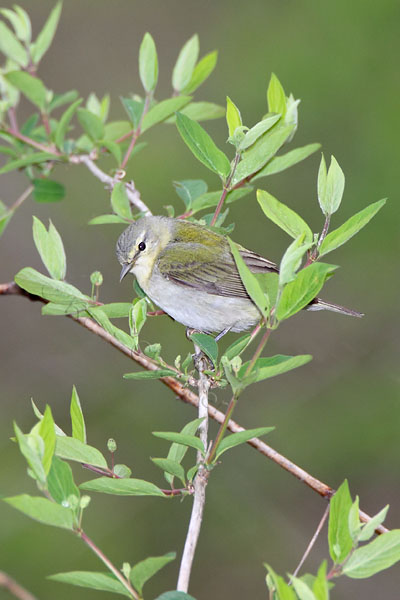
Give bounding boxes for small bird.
[116,216,362,335]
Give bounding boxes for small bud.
[107,438,117,453]
[122,562,131,579]
[113,464,132,478]
[90,271,103,286]
[80,495,91,509]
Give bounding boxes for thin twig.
[177,348,210,592]
[6,127,61,155]
[120,93,152,170]
[9,185,34,212]
[0,572,37,600]
[69,154,151,216]
[290,504,330,580]
[210,152,240,226]
[0,281,389,535]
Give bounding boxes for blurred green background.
[1,0,399,598]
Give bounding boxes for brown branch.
[0,281,389,535]
[0,572,38,600]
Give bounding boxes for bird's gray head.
[116,216,174,281]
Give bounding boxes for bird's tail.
[307,297,364,318]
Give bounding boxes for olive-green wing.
[157,242,277,298]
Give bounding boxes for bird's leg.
[214,327,231,342]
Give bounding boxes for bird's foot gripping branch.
[0,3,397,600]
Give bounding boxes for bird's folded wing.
[157,242,277,298]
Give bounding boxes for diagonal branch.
[0,281,389,535]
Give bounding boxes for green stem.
[244,327,272,377]
[206,393,238,464]
[210,152,240,226]
[120,93,152,169]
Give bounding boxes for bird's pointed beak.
[120,262,133,282]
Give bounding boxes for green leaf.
[358,505,389,542]
[190,186,252,214]
[89,214,129,225]
[111,182,132,219]
[0,200,12,238]
[31,0,62,64]
[48,571,131,597]
[104,120,131,141]
[291,576,317,600]
[190,332,218,365]
[328,480,353,563]
[176,112,230,179]
[141,96,192,132]
[267,73,286,117]
[101,140,122,164]
[183,50,217,94]
[5,71,47,110]
[88,307,137,350]
[176,101,225,121]
[39,405,56,475]
[257,189,313,243]
[239,354,312,384]
[129,297,147,342]
[226,96,242,137]
[56,436,108,469]
[14,423,46,484]
[55,98,83,150]
[276,262,337,321]
[313,561,329,600]
[253,143,321,180]
[348,496,362,541]
[173,179,208,209]
[0,21,28,66]
[15,267,88,305]
[121,97,144,129]
[152,432,204,454]
[164,418,203,486]
[33,178,65,203]
[41,302,88,316]
[48,89,79,112]
[48,456,80,506]
[4,494,74,529]
[123,369,177,380]
[228,237,269,319]
[172,34,199,92]
[215,427,274,460]
[32,217,66,280]
[279,234,311,287]
[77,108,104,141]
[317,155,345,216]
[151,458,186,486]
[223,334,251,361]
[0,8,30,42]
[96,302,133,318]
[231,125,294,186]
[265,565,296,600]
[319,199,386,256]
[130,553,176,596]
[80,477,165,497]
[70,386,86,444]
[0,151,58,175]
[154,592,197,600]
[238,114,281,151]
[343,529,400,578]
[139,32,158,93]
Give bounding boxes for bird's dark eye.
[138,241,146,252]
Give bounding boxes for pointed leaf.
[4,494,74,529]
[31,1,62,64]
[238,114,281,151]
[80,477,165,497]
[130,553,176,595]
[291,577,317,600]
[0,152,58,175]
[257,189,313,243]
[267,73,286,116]
[152,431,204,453]
[253,143,321,179]
[239,354,312,384]
[55,98,83,150]
[141,96,191,132]
[320,199,386,256]
[0,21,28,66]
[313,561,329,600]
[228,237,269,318]
[56,436,108,469]
[164,418,204,486]
[343,530,400,578]
[172,34,199,92]
[215,427,274,459]
[276,263,337,321]
[151,458,186,486]
[176,112,230,179]
[77,108,104,141]
[190,333,218,365]
[328,480,353,563]
[139,32,158,93]
[265,565,296,600]
[0,8,31,43]
[223,334,251,361]
[231,125,294,186]
[177,101,225,121]
[279,234,311,286]
[226,96,242,137]
[14,423,46,484]
[183,50,218,94]
[48,571,131,597]
[111,182,132,219]
[318,155,345,216]
[32,217,66,280]
[5,71,46,109]
[70,386,86,443]
[358,505,389,542]
[89,214,129,225]
[33,178,65,203]
[47,456,80,506]
[39,405,56,475]
[173,179,208,209]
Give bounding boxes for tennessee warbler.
[116,216,361,334]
